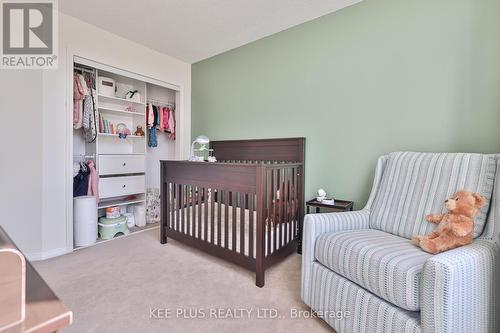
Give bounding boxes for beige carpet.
[34,229,333,333]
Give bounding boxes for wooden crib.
[160,138,305,287]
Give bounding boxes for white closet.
[72,56,180,248]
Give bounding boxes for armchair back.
[369,152,497,239]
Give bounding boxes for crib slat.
[185,185,189,234]
[203,188,208,242]
[195,186,199,237]
[224,191,229,249]
[171,183,175,230]
[282,168,290,244]
[232,192,237,251]
[291,167,296,242]
[183,185,187,233]
[198,187,202,239]
[249,194,254,258]
[294,167,298,241]
[270,169,279,251]
[267,169,273,255]
[240,193,245,255]
[217,189,222,246]
[191,187,194,235]
[188,186,192,236]
[179,184,184,233]
[211,189,215,244]
[175,184,179,231]
[165,182,171,230]
[194,187,197,237]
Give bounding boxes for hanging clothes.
[82,95,92,129]
[167,108,175,140]
[86,160,99,202]
[83,74,98,143]
[158,106,164,131]
[152,105,159,127]
[73,74,85,129]
[146,103,154,128]
[73,166,90,197]
[148,126,158,147]
[162,107,170,132]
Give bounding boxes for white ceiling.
[59,0,362,63]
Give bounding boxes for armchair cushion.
[370,152,496,239]
[315,229,431,311]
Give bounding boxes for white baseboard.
[26,247,72,261]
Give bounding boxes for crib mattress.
[166,202,295,257]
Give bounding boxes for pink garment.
[158,106,164,131]
[146,104,155,128]
[163,107,170,131]
[73,74,85,126]
[168,109,175,140]
[86,160,99,202]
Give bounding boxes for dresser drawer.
[99,175,145,199]
[99,155,145,175]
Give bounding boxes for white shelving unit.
[98,106,145,117]
[98,133,144,138]
[72,57,180,249]
[98,94,146,106]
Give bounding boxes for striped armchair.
[301,152,500,333]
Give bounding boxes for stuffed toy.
[411,190,486,254]
[134,125,145,137]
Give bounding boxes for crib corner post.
[160,161,168,245]
[256,267,265,288]
[255,165,267,288]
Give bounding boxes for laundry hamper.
[73,196,97,247]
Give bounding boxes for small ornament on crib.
[207,147,216,162]
[134,126,145,136]
[317,189,327,202]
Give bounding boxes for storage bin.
[146,188,160,224]
[98,77,116,97]
[74,196,97,247]
[105,206,120,219]
[134,204,146,227]
[123,212,135,228]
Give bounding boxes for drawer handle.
[122,163,127,166]
[122,185,126,188]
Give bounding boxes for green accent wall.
[192,0,500,208]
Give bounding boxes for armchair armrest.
[422,239,500,333]
[301,210,370,305]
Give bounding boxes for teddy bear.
[411,190,486,254]
[134,125,145,137]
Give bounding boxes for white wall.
[0,12,191,259]
[0,71,44,255]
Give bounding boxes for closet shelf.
[98,197,146,209]
[74,223,159,250]
[98,94,145,106]
[98,107,145,116]
[98,133,145,139]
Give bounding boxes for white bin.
[74,196,98,247]
[134,204,146,227]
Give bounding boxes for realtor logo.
[1,0,58,69]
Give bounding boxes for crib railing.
[160,160,303,287]
[264,164,302,256]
